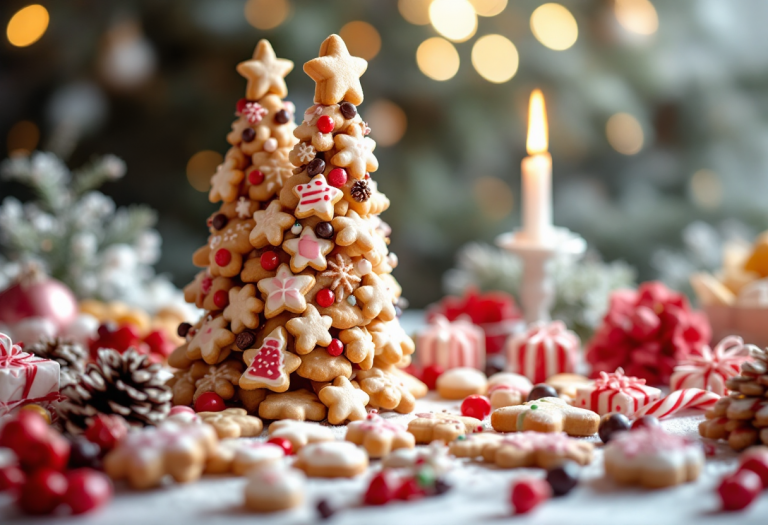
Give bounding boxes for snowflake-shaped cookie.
[320,253,361,302]
[209,158,244,203]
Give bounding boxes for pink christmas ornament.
[505,321,579,384]
[416,314,485,371]
[0,265,78,333]
[574,368,661,417]
[670,336,755,395]
[0,332,61,416]
[633,388,720,420]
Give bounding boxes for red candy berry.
[718,469,762,511]
[248,169,265,185]
[215,248,232,267]
[394,477,425,501]
[65,469,113,515]
[510,477,551,514]
[260,251,279,271]
[213,289,229,309]
[364,472,392,506]
[0,465,25,492]
[461,395,492,420]
[0,410,50,455]
[630,415,660,431]
[112,324,142,352]
[739,448,768,489]
[317,115,335,133]
[316,288,335,308]
[17,468,68,515]
[195,392,225,412]
[421,364,445,390]
[84,414,128,453]
[327,338,344,356]
[236,98,248,115]
[143,330,175,359]
[328,168,348,187]
[267,436,293,456]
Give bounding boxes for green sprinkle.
[457,435,466,441]
[530,405,538,410]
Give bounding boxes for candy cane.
[633,388,720,420]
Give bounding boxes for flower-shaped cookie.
[223,284,264,334]
[194,360,244,402]
[318,376,370,424]
[257,263,315,318]
[198,408,264,439]
[250,200,295,248]
[248,148,294,201]
[320,253,361,302]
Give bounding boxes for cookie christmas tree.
[172,36,421,422]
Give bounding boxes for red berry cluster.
[363,468,450,506]
[718,447,768,511]
[89,323,174,363]
[0,411,115,515]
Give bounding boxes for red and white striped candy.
[670,335,755,396]
[505,321,579,384]
[633,388,720,420]
[416,315,485,371]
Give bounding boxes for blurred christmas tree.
[2,0,768,308]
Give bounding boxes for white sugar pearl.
[291,222,302,235]
[263,138,278,153]
[347,296,357,306]
[356,259,372,275]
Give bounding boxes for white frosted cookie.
[267,420,335,451]
[436,367,488,400]
[207,438,286,475]
[293,440,369,478]
[381,441,454,476]
[244,462,305,513]
[487,372,532,409]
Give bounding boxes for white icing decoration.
[298,441,367,468]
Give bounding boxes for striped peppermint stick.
[633,388,720,420]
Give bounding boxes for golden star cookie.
[240,327,301,392]
[353,273,396,321]
[223,284,264,334]
[303,34,367,106]
[258,389,327,421]
[250,200,295,248]
[368,319,415,366]
[318,376,370,424]
[236,39,293,100]
[285,304,333,354]
[257,263,315,318]
[292,174,343,222]
[332,210,375,254]
[491,397,600,437]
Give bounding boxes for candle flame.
[526,89,548,155]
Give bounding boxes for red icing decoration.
[327,339,344,356]
[328,168,348,187]
[461,395,491,420]
[249,170,265,185]
[317,115,335,133]
[316,288,335,308]
[194,392,225,412]
[245,340,283,381]
[260,251,279,271]
[215,248,232,267]
[586,281,711,386]
[213,290,229,309]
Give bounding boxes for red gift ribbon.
[0,333,61,413]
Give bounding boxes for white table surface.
[2,313,768,525]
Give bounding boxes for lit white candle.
[521,89,552,244]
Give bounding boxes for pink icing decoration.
[670,336,754,396]
[298,236,320,259]
[355,411,407,435]
[609,426,694,457]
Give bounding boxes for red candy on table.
[421,364,444,390]
[84,414,128,452]
[327,338,344,357]
[260,251,279,271]
[364,472,392,506]
[394,477,425,501]
[461,395,492,420]
[0,409,50,454]
[17,468,68,515]
[738,448,768,489]
[267,436,293,456]
[316,288,335,308]
[0,465,25,492]
[327,168,348,188]
[718,469,762,511]
[510,477,551,514]
[2,411,70,472]
[143,330,175,359]
[195,391,225,412]
[316,115,335,133]
[65,469,113,515]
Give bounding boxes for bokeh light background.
[2,0,768,307]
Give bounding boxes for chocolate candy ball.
[236,331,256,350]
[316,499,334,520]
[177,322,192,338]
[598,413,631,443]
[315,222,334,239]
[527,384,558,402]
[211,214,228,230]
[307,158,325,177]
[274,109,290,124]
[339,101,357,119]
[241,127,256,143]
[546,461,579,496]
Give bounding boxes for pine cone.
[27,337,88,388]
[58,348,172,434]
[350,180,371,202]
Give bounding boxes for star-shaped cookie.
[250,200,295,248]
[285,305,333,354]
[257,263,315,318]
[332,210,375,253]
[354,272,396,321]
[292,174,343,222]
[237,39,294,100]
[304,34,367,106]
[240,327,300,392]
[209,158,244,204]
[332,125,378,180]
[282,226,334,272]
[187,315,235,364]
[318,376,370,425]
[223,284,264,334]
[258,389,327,421]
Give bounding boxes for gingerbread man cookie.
[187,315,235,365]
[294,441,369,478]
[268,420,335,451]
[239,327,301,392]
[491,397,600,437]
[345,411,415,458]
[407,412,483,444]
[258,389,327,421]
[318,376,370,424]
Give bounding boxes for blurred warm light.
[339,21,381,61]
[470,0,508,17]
[473,176,514,220]
[690,169,722,209]
[530,3,578,51]
[7,5,49,47]
[429,0,477,43]
[244,0,290,30]
[614,0,659,36]
[471,34,518,83]
[527,90,549,155]
[416,37,460,81]
[606,113,644,155]
[399,0,433,25]
[366,100,408,147]
[7,120,40,155]
[187,150,223,192]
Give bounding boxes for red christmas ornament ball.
[328,168,348,188]
[327,338,344,356]
[317,115,335,133]
[195,392,225,413]
[0,268,78,330]
[461,395,492,420]
[421,364,445,390]
[316,288,335,308]
[17,468,68,515]
[266,436,293,456]
[510,477,551,514]
[65,469,113,515]
[260,251,279,271]
[718,469,761,511]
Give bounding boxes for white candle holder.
[496,227,586,324]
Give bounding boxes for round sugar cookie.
[244,463,305,513]
[436,367,488,400]
[293,440,369,478]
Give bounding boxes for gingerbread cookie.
[296,346,352,382]
[436,367,488,400]
[282,225,334,272]
[206,438,285,475]
[353,272,396,321]
[407,412,483,444]
[303,34,367,106]
[193,359,244,403]
[244,462,305,513]
[294,441,368,478]
[292,174,344,222]
[345,411,415,458]
[268,420,335,451]
[209,156,244,203]
[248,149,294,201]
[184,272,234,311]
[604,426,704,488]
[356,366,416,414]
[104,421,218,489]
[318,376,370,424]
[198,408,264,439]
[258,389,327,421]
[240,327,301,392]
[332,124,378,179]
[339,326,375,369]
[487,372,532,410]
[187,314,235,364]
[481,432,594,469]
[208,219,255,277]
[491,397,600,437]
[223,284,264,334]
[447,432,504,459]
[250,200,295,248]
[319,253,361,303]
[369,319,415,366]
